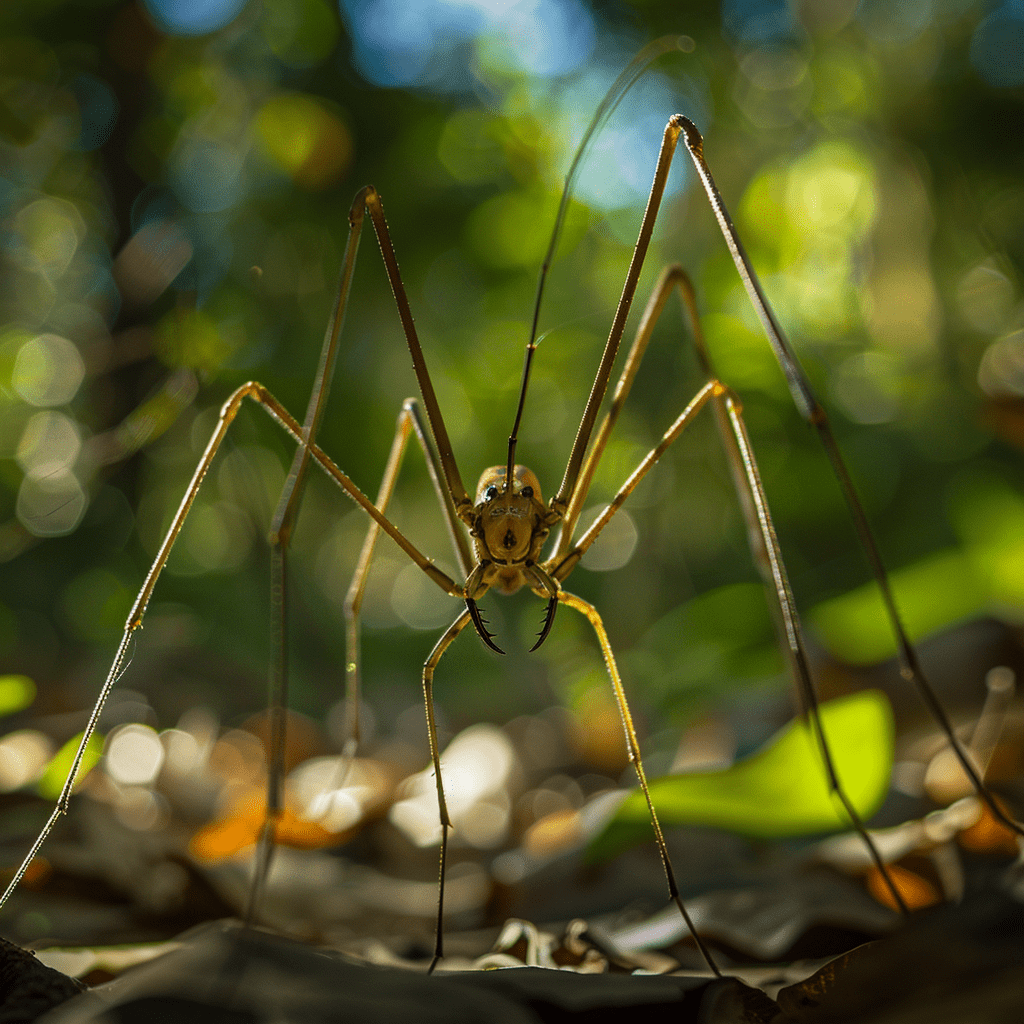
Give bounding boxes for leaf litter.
[0,676,1022,1021]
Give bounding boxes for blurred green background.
[1,0,1023,763]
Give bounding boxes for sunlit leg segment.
[422,608,473,973]
[558,591,722,977]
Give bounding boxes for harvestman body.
[1,38,1019,977]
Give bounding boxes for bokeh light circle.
[143,0,250,36]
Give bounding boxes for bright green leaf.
[810,551,987,664]
[589,690,893,862]
[36,731,104,800]
[0,675,36,716]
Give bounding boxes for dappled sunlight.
[390,723,518,849]
[0,731,54,793]
[105,724,165,787]
[255,93,352,190]
[292,754,394,831]
[12,334,85,409]
[578,506,637,572]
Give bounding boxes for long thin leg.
[551,110,1018,838]
[357,189,473,520]
[558,590,721,977]
[0,381,465,912]
[550,378,721,581]
[553,120,686,514]
[556,264,698,557]
[667,269,777,583]
[344,399,473,757]
[421,608,474,973]
[715,388,908,914]
[548,269,907,910]
[506,36,686,484]
[570,262,821,672]
[673,118,1024,840]
[245,539,290,924]
[674,278,907,911]
[246,192,373,918]
[246,178,484,915]
[550,376,908,911]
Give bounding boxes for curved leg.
[549,378,721,580]
[547,250,994,909]
[247,180,478,918]
[715,388,907,913]
[505,36,686,483]
[556,264,698,555]
[676,120,1023,840]
[358,189,472,519]
[0,380,465,913]
[548,369,908,912]
[6,182,481,918]
[553,119,687,513]
[558,590,722,977]
[546,107,1021,841]
[421,608,474,973]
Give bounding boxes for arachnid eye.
[485,486,499,500]
[521,486,533,498]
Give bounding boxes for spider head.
[473,465,545,565]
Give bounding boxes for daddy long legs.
[1,38,1019,977]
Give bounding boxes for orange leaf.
[866,863,940,912]
[957,803,1021,856]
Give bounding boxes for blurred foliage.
[36,730,103,800]
[0,0,1023,764]
[0,676,35,717]
[590,689,894,860]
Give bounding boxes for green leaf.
[36,731,104,800]
[809,550,986,664]
[588,690,893,862]
[0,675,36,716]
